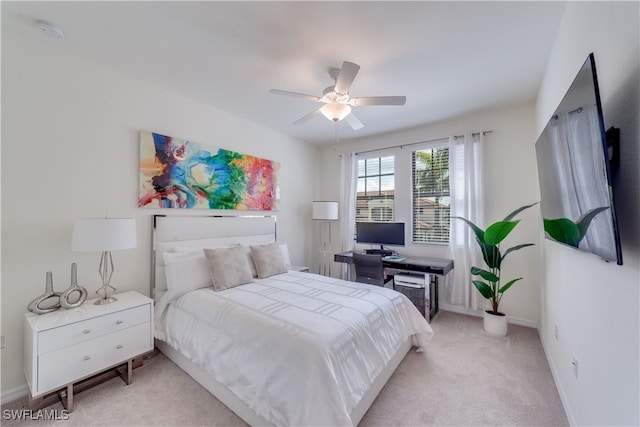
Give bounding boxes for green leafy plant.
[455,202,538,315]
[543,206,609,247]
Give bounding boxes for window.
[356,156,395,225]
[412,146,450,244]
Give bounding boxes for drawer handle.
[82,330,91,334]
[116,320,124,325]
[116,344,123,350]
[83,356,91,361]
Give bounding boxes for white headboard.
[151,215,276,299]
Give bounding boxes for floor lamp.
[313,201,339,276]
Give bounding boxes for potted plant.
[455,202,537,336]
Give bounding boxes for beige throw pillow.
[203,246,254,291]
[250,242,287,278]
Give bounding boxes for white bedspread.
[159,270,433,426]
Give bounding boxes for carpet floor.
[2,310,568,426]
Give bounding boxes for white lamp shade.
[320,103,351,122]
[312,201,339,220]
[72,218,137,252]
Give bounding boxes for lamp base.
[94,295,118,305]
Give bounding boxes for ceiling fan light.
[320,103,351,122]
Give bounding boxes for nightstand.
[24,291,153,411]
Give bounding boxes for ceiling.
[2,1,567,145]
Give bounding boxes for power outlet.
[554,323,559,340]
[572,355,579,379]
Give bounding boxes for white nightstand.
[24,291,153,411]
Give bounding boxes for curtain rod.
[355,130,492,155]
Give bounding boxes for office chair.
[353,252,392,287]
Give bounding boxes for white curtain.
[446,133,485,311]
[339,152,357,280]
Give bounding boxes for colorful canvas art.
[139,131,280,210]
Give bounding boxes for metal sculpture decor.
[27,263,88,314]
[27,271,62,315]
[59,263,88,309]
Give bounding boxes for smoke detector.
[37,20,64,39]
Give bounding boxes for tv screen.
[356,222,405,246]
[535,53,622,265]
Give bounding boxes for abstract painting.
[139,131,280,210]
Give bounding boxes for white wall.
[318,105,541,326]
[1,28,319,399]
[535,2,639,425]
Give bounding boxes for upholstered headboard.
[151,215,276,300]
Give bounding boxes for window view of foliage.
[412,147,450,244]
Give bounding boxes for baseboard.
[439,304,538,329]
[538,329,576,426]
[1,384,28,406]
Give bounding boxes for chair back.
[353,252,385,286]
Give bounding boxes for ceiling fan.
[269,61,406,130]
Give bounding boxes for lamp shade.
[312,201,339,221]
[320,103,351,122]
[72,218,137,252]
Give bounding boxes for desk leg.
[429,275,439,321]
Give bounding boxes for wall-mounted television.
[356,222,405,251]
[535,53,622,265]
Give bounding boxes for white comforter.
[158,270,433,426]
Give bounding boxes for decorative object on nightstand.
[59,263,88,309]
[27,271,62,315]
[24,291,153,412]
[72,218,137,305]
[312,201,339,276]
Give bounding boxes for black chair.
[353,252,392,287]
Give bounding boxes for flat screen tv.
[356,222,405,248]
[535,53,622,265]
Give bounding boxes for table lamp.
[72,218,137,305]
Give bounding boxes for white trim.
[1,384,28,405]
[439,304,538,329]
[538,329,576,426]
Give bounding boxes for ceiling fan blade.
[351,96,406,106]
[344,112,364,130]
[334,61,360,94]
[292,108,322,125]
[269,89,320,102]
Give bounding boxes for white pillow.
[173,244,258,278]
[163,252,212,302]
[279,243,292,269]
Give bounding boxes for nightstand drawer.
[38,322,151,394]
[38,304,150,354]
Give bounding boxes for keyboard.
[382,255,407,262]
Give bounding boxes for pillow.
[250,242,287,278]
[163,252,212,302]
[174,244,258,278]
[279,243,292,269]
[203,246,254,291]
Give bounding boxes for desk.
[334,252,453,320]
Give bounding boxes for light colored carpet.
[2,311,568,426]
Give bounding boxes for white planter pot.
[483,310,508,336]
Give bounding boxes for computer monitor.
[356,222,405,252]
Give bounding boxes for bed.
[151,215,433,426]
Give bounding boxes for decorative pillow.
[279,243,292,269]
[203,246,254,291]
[250,242,287,278]
[163,252,212,302]
[174,244,258,278]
